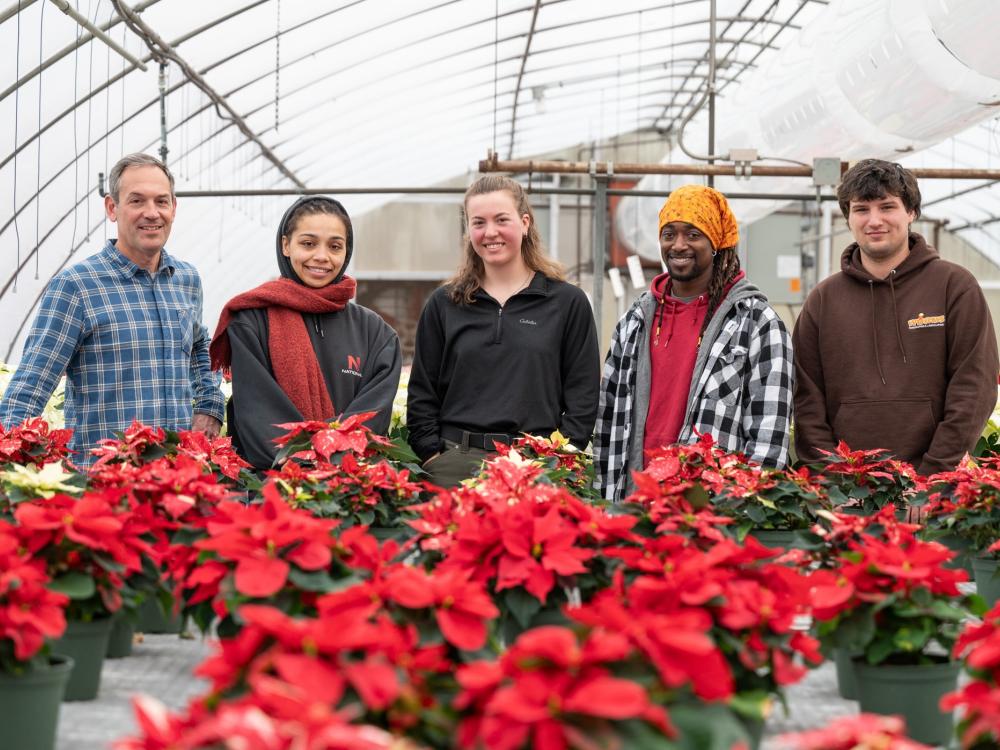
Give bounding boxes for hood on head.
[275,195,354,285]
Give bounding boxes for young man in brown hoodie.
[793,159,999,475]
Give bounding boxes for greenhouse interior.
[4,0,1000,749]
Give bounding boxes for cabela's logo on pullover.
[342,355,362,377]
[907,312,945,330]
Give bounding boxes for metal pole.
[707,0,716,188]
[1,0,38,25]
[549,173,560,261]
[47,0,148,71]
[819,201,833,283]
[479,157,1000,182]
[165,186,841,201]
[592,176,608,339]
[158,61,169,164]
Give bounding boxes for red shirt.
[643,272,708,460]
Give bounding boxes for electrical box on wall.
[742,213,807,305]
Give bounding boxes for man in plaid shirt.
[0,153,224,467]
[594,185,793,502]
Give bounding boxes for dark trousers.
[421,439,494,488]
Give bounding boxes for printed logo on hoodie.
[907,312,945,330]
[342,355,362,377]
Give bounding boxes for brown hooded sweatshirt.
[793,233,999,475]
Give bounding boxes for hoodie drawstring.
[887,270,907,364]
[653,295,667,346]
[313,315,325,338]
[869,280,887,386]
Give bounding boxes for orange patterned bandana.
[657,184,740,250]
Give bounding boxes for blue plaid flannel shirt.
[0,240,224,466]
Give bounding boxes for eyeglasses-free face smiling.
[848,194,915,267]
[466,190,531,269]
[660,221,715,294]
[104,164,177,270]
[281,213,348,288]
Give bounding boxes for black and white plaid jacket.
[594,278,793,502]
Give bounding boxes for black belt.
[441,426,516,450]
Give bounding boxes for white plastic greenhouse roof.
[3,0,1000,362]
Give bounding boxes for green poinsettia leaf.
[891,624,931,653]
[684,483,711,509]
[287,568,336,593]
[865,635,897,665]
[669,702,754,750]
[48,571,96,600]
[503,587,542,629]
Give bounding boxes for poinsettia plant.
[942,601,1000,749]
[807,442,918,516]
[13,489,159,621]
[90,420,253,487]
[114,693,408,750]
[406,453,635,643]
[0,518,68,674]
[493,432,598,500]
[0,416,73,469]
[88,422,253,622]
[807,506,985,665]
[168,484,352,636]
[712,463,834,540]
[588,530,821,728]
[918,457,1000,558]
[0,460,86,514]
[776,713,931,750]
[266,413,426,536]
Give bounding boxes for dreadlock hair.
[447,175,565,304]
[697,246,742,343]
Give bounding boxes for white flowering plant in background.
[0,363,65,428]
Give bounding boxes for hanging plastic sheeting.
[616,0,1000,261]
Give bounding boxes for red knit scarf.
[210,276,356,421]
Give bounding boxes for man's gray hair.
[108,153,175,203]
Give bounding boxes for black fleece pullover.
[226,196,402,470]
[406,273,600,461]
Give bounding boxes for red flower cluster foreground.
[0,416,72,467]
[456,626,673,750]
[945,602,1000,747]
[9,415,945,748]
[114,693,404,750]
[777,714,930,750]
[0,519,68,666]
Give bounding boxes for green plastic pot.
[51,616,113,701]
[939,533,974,576]
[853,658,960,746]
[0,655,73,750]
[974,556,1000,608]
[136,597,184,634]
[106,611,135,659]
[833,648,858,700]
[748,529,797,550]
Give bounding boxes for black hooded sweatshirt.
[794,233,998,475]
[225,197,402,470]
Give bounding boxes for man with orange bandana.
[595,184,793,502]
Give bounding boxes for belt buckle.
[484,432,509,448]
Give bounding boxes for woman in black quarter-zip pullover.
[406,175,600,487]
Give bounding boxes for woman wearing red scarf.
[210,197,401,470]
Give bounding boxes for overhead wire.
[70,14,81,257]
[34,0,44,279]
[12,4,22,292]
